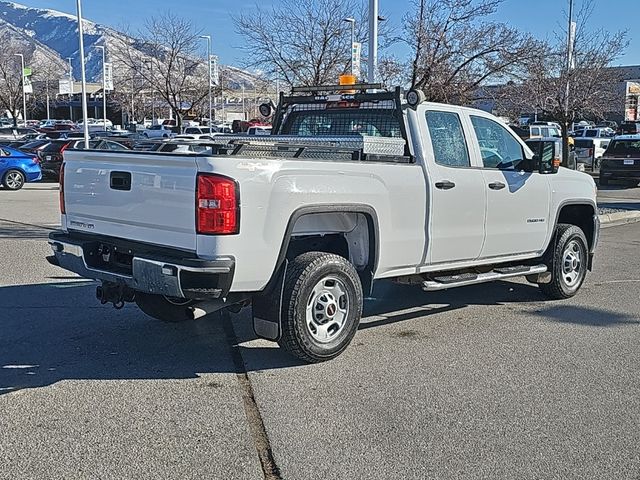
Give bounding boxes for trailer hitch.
[96,282,135,309]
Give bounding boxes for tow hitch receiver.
[96,281,135,309]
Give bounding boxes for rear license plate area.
[84,242,133,275]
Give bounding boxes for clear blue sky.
[13,0,640,67]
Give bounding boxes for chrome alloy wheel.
[5,171,24,189]
[306,276,349,343]
[562,239,583,288]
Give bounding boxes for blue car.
[0,145,42,191]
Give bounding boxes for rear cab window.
[605,140,640,156]
[424,110,470,167]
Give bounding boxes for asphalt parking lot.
[1,184,640,480]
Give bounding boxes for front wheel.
[279,252,363,363]
[2,170,25,190]
[135,293,196,322]
[539,224,589,299]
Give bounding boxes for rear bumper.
[47,231,235,300]
[600,168,640,179]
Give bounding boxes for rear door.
[423,107,486,264]
[468,114,551,258]
[63,150,199,251]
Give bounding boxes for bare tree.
[30,61,66,119]
[505,0,628,161]
[405,0,540,104]
[113,12,209,128]
[0,48,25,126]
[233,0,392,87]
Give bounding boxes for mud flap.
[252,260,288,341]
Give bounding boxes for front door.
[423,108,486,265]
[468,115,551,259]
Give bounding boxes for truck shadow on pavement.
[0,279,636,395]
[0,220,55,240]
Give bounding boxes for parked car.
[49,83,599,363]
[183,127,212,135]
[142,124,176,139]
[578,127,615,138]
[599,135,640,186]
[77,118,114,132]
[0,145,41,190]
[247,126,272,136]
[0,127,39,141]
[39,139,130,179]
[574,139,608,167]
[529,124,561,138]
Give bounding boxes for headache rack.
[151,134,411,163]
[119,83,413,163]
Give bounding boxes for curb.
[599,210,640,228]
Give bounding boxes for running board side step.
[422,264,548,291]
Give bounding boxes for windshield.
[281,108,402,137]
[605,140,640,156]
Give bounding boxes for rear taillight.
[59,163,65,214]
[196,174,239,235]
[588,148,593,156]
[32,156,40,164]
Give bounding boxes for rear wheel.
[539,224,588,299]
[135,293,195,322]
[278,252,363,363]
[2,170,25,190]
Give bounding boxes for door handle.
[435,180,456,190]
[488,182,506,190]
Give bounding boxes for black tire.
[599,176,609,186]
[2,169,26,190]
[135,293,196,322]
[539,224,589,300]
[278,252,363,363]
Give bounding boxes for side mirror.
[528,140,560,174]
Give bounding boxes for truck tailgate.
[63,150,198,251]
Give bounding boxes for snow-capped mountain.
[0,1,260,88]
[0,1,123,81]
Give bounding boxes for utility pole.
[76,0,89,148]
[96,45,107,130]
[14,53,26,124]
[367,0,378,83]
[564,0,575,167]
[200,35,213,133]
[67,57,73,121]
[45,80,50,120]
[344,18,355,75]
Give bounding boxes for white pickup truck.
[48,83,599,362]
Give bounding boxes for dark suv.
[39,139,129,179]
[599,135,640,186]
[617,122,640,135]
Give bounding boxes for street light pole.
[200,35,212,134]
[96,45,107,131]
[75,0,89,148]
[14,53,26,125]
[368,0,379,83]
[67,57,73,121]
[343,18,355,75]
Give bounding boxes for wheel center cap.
[326,303,337,317]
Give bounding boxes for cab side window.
[425,111,470,167]
[471,116,526,170]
